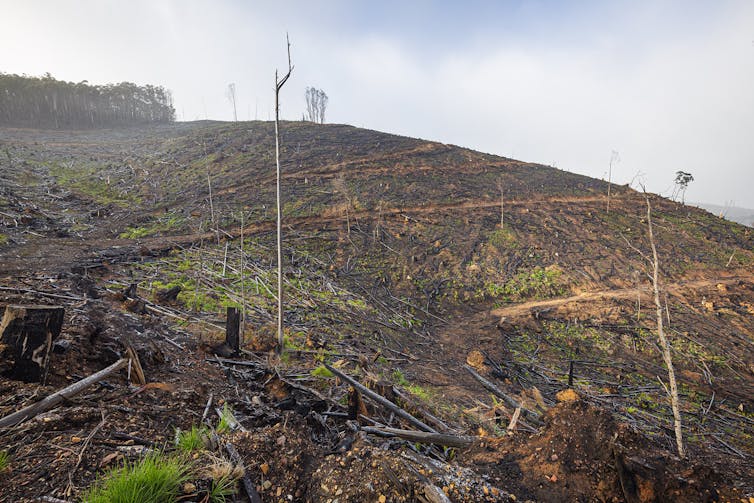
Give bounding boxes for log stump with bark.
[1,305,64,382]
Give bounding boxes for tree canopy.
[0,72,175,129]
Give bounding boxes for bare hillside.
[1,122,753,502]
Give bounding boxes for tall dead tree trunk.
[274,34,293,355]
[607,151,619,214]
[645,195,685,458]
[1,305,64,383]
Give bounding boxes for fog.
[2,0,753,207]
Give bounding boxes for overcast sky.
[2,1,753,208]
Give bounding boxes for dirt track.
[491,274,754,319]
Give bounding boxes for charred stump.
[225,306,241,356]
[155,285,181,303]
[1,305,64,382]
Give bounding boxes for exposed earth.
[1,122,753,502]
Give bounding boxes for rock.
[52,339,71,354]
[261,462,270,475]
[262,480,272,490]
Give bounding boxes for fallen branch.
[463,365,543,426]
[325,364,436,433]
[507,407,521,434]
[201,393,214,424]
[0,286,84,302]
[125,345,146,385]
[0,358,129,429]
[361,426,475,448]
[393,388,452,433]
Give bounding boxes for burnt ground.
[1,122,753,502]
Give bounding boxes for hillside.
[693,202,754,228]
[1,121,753,502]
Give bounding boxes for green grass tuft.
[0,450,10,471]
[207,475,237,503]
[311,365,335,378]
[80,452,190,503]
[216,404,235,434]
[392,369,409,387]
[175,425,210,452]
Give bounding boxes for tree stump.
[1,305,64,383]
[225,307,240,356]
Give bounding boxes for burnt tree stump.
[225,307,240,356]
[1,305,64,382]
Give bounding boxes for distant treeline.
[0,72,175,129]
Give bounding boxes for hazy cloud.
[2,0,752,207]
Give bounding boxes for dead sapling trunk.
[645,194,685,458]
[274,34,294,355]
[606,150,619,214]
[1,305,64,383]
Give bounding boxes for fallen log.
[324,364,437,433]
[361,426,475,449]
[416,483,453,503]
[463,364,543,426]
[0,358,129,429]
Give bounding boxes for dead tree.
[274,35,293,354]
[607,150,619,213]
[226,83,238,122]
[1,305,64,382]
[672,171,694,204]
[645,194,685,458]
[305,87,328,124]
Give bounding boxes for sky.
[2,0,753,208]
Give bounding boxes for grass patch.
[392,369,409,387]
[405,383,432,402]
[207,475,237,503]
[0,234,8,246]
[175,425,210,453]
[392,369,432,401]
[80,452,190,503]
[119,213,185,239]
[0,450,9,471]
[50,162,140,207]
[311,365,335,378]
[216,404,235,434]
[486,266,566,301]
[488,227,517,248]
